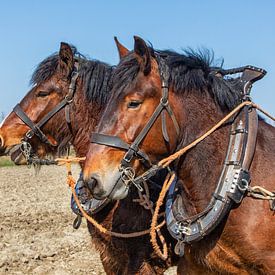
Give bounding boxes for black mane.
[111,47,243,111]
[30,46,113,105]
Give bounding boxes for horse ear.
[59,42,74,77]
[114,37,129,59]
[133,36,151,76]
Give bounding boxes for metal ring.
[160,97,169,106]
[237,178,249,192]
[65,95,73,103]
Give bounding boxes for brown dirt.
[0,165,176,274]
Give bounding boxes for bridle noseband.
[90,57,180,190]
[12,61,79,161]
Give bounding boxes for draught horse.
[83,36,275,274]
[0,42,176,274]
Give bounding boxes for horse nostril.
[86,177,98,193]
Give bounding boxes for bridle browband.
[13,62,79,150]
[90,56,180,190]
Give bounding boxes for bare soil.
[0,165,176,274]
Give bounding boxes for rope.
[248,186,275,210]
[248,186,275,200]
[55,157,86,165]
[58,159,165,238]
[133,181,168,259]
[147,101,275,260]
[252,104,275,122]
[150,172,176,260]
[158,101,274,168]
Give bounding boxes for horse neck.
[69,83,104,157]
[176,94,230,213]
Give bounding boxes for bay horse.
[83,36,275,274]
[0,42,176,274]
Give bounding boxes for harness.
[90,58,268,257]
[13,62,79,161]
[165,66,266,256]
[90,57,180,191]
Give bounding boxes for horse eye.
[127,101,142,109]
[37,91,50,97]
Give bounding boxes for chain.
[119,165,143,192]
[19,140,57,167]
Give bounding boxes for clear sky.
[0,0,274,120]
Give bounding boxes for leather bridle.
[90,57,180,191]
[13,62,79,152]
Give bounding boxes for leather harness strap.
[91,132,152,167]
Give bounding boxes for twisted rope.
[133,181,168,259]
[248,186,275,210]
[58,159,165,238]
[150,172,176,260]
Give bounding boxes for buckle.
[25,130,34,139]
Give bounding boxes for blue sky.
[0,0,274,119]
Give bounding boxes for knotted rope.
[57,157,165,238]
[248,186,275,210]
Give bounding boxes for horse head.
[83,36,183,200]
[0,42,78,164]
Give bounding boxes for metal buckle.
[237,178,249,192]
[20,141,32,165]
[25,130,34,139]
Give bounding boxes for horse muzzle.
[84,171,129,201]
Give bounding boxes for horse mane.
[112,47,243,111]
[30,45,113,106]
